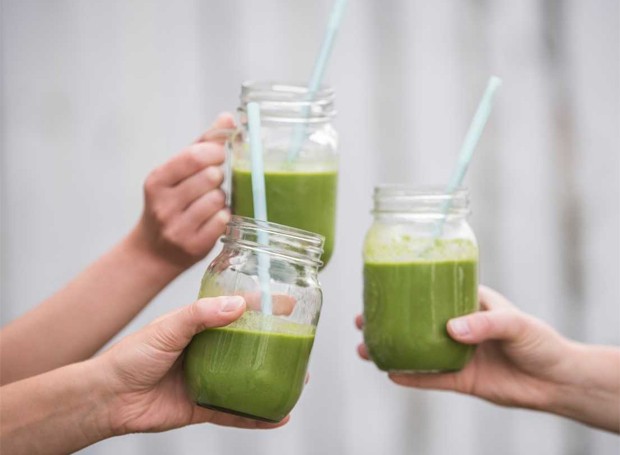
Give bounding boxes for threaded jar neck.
[222,216,325,268]
[238,81,336,125]
[373,185,471,220]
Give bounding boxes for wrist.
[73,359,118,442]
[0,360,117,454]
[546,340,585,410]
[80,355,135,438]
[122,225,188,281]
[548,342,620,432]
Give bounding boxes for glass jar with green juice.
[183,216,324,423]
[363,186,479,373]
[228,81,339,267]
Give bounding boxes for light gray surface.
[1,1,618,454]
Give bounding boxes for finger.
[179,189,226,230]
[143,296,246,353]
[447,308,528,345]
[389,372,462,392]
[357,343,370,360]
[172,165,224,210]
[244,293,296,316]
[195,113,236,144]
[187,209,231,254]
[479,285,515,311]
[355,314,364,330]
[147,143,225,188]
[210,112,235,130]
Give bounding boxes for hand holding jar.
[183,217,324,423]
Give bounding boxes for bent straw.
[287,0,348,162]
[435,76,503,236]
[247,102,273,315]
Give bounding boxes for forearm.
[0,360,114,454]
[0,228,183,385]
[551,343,620,433]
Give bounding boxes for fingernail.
[449,317,471,337]
[220,296,245,312]
[206,166,223,182]
[216,209,231,224]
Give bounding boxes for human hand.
[129,113,235,270]
[97,296,288,435]
[357,286,574,409]
[356,286,620,432]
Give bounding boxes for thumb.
[447,309,530,345]
[146,296,246,352]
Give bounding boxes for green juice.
[363,239,478,372]
[184,311,315,422]
[231,168,338,266]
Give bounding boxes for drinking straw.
[434,76,503,236]
[287,0,348,162]
[247,101,273,315]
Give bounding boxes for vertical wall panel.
[1,1,617,454]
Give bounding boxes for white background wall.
[1,1,618,454]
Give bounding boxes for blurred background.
[1,0,618,454]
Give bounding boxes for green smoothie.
[231,167,338,266]
[363,238,478,372]
[184,311,315,422]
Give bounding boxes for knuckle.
[508,310,529,336]
[487,309,527,341]
[185,301,201,322]
[205,166,224,185]
[182,149,205,169]
[151,202,172,224]
[185,301,210,332]
[162,224,183,245]
[513,313,545,347]
[152,322,182,351]
[144,171,161,195]
[184,239,209,258]
[209,189,226,206]
[206,143,226,162]
[190,192,224,221]
[474,312,495,335]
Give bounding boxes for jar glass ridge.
[183,217,324,422]
[363,185,479,373]
[230,81,339,267]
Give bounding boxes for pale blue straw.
[435,76,503,236]
[247,102,273,315]
[287,0,348,162]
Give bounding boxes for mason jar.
[183,216,324,422]
[229,81,339,267]
[363,185,479,373]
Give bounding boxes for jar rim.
[238,81,336,124]
[240,81,335,104]
[372,184,470,216]
[222,216,325,268]
[374,184,468,198]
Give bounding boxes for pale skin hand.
[356,286,620,433]
[134,114,234,269]
[0,114,235,385]
[0,296,287,455]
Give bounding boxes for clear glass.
[183,216,324,422]
[363,185,479,373]
[230,81,339,267]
